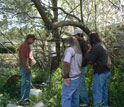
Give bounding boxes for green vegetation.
[41,60,124,107]
[0,55,124,107]
[0,0,124,107]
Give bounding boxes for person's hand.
[93,63,97,66]
[27,69,31,74]
[64,78,70,86]
[31,59,36,66]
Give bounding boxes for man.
[87,32,111,107]
[73,28,89,106]
[18,34,36,105]
[62,36,82,107]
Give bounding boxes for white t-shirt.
[64,47,82,78]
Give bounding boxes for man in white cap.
[73,28,89,107]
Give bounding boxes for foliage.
[0,93,11,107]
[109,58,124,107]
[41,66,63,107]
[0,1,124,106]
[0,64,20,107]
[0,45,16,53]
[32,65,49,83]
[41,61,124,107]
[0,54,124,107]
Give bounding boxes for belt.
[69,72,82,78]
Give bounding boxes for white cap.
[73,28,83,35]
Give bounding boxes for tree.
[0,0,122,68]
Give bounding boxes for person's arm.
[62,48,75,86]
[22,56,31,74]
[88,61,96,66]
[87,45,99,66]
[82,48,92,66]
[20,44,31,74]
[62,61,70,79]
[30,51,36,66]
[82,40,89,56]
[63,61,70,86]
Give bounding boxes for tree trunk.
[51,0,60,69]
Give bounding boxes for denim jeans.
[20,66,32,103]
[79,67,89,104]
[93,70,111,107]
[62,77,81,107]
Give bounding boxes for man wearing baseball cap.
[18,34,36,105]
[73,28,89,106]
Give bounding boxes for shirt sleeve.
[64,47,75,63]
[82,40,88,56]
[20,44,29,57]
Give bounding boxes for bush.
[0,45,16,53]
[41,66,62,107]
[41,60,124,107]
[0,66,20,107]
[0,58,123,107]
[108,58,124,107]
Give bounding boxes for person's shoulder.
[66,47,75,55]
[94,43,101,48]
[21,42,28,47]
[67,47,74,51]
[93,43,103,52]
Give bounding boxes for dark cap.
[26,34,37,40]
[89,32,101,44]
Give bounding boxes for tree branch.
[52,21,91,35]
[40,1,80,22]
[54,6,81,22]
[0,7,15,11]
[31,0,52,29]
[80,0,84,23]
[12,12,41,19]
[108,0,120,10]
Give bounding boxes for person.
[62,36,82,107]
[73,28,89,106]
[18,34,36,105]
[85,32,111,107]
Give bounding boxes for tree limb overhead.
[31,0,52,29]
[52,21,91,35]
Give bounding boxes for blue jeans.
[20,66,32,103]
[93,70,111,107]
[62,77,81,107]
[79,67,89,104]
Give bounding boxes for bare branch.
[52,21,90,35]
[40,1,81,22]
[108,0,120,10]
[0,31,15,47]
[80,0,84,23]
[31,0,52,29]
[54,6,81,22]
[12,12,41,19]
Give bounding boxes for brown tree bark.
[31,0,91,69]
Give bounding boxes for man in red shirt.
[18,34,36,105]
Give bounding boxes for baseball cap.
[73,28,83,35]
[26,34,37,40]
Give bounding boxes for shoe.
[80,104,88,107]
